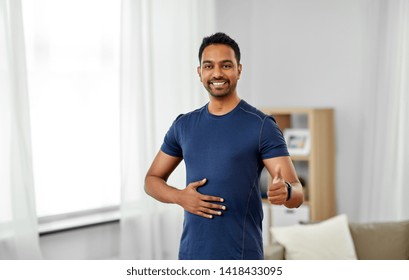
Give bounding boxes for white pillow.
[270,214,357,260]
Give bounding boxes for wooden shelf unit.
[262,107,336,222]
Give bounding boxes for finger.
[189,178,207,190]
[197,211,214,219]
[202,202,227,211]
[201,194,225,203]
[268,196,286,205]
[191,209,213,219]
[268,186,286,196]
[200,207,224,216]
[268,190,287,201]
[272,165,283,184]
[198,205,226,218]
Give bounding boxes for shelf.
[262,107,336,223]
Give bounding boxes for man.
[145,32,303,260]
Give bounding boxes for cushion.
[349,220,409,260]
[271,214,357,260]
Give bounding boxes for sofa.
[264,214,409,260]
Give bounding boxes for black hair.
[198,32,241,64]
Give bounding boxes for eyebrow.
[202,59,234,64]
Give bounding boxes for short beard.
[207,90,231,98]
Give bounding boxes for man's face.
[197,44,242,98]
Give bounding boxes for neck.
[208,94,241,116]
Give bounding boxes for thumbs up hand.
[267,166,288,205]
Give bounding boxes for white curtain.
[0,0,42,259]
[120,0,215,259]
[360,0,409,222]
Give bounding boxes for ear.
[197,66,202,82]
[237,64,242,80]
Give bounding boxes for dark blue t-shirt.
[161,100,289,260]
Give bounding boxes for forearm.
[144,175,181,205]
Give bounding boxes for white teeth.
[212,82,225,86]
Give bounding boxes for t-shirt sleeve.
[160,115,183,158]
[260,116,290,159]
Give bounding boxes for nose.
[212,65,223,79]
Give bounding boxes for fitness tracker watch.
[285,181,292,201]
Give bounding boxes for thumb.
[272,166,283,184]
[190,178,207,190]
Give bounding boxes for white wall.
[216,0,369,221]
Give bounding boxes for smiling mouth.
[210,81,227,87]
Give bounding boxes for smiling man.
[145,32,304,260]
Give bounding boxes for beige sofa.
[265,219,409,260]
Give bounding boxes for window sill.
[38,206,120,236]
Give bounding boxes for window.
[22,0,121,217]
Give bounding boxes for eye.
[203,64,213,69]
[222,64,232,69]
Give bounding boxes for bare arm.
[144,150,226,219]
[263,156,304,208]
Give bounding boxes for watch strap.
[285,181,292,201]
